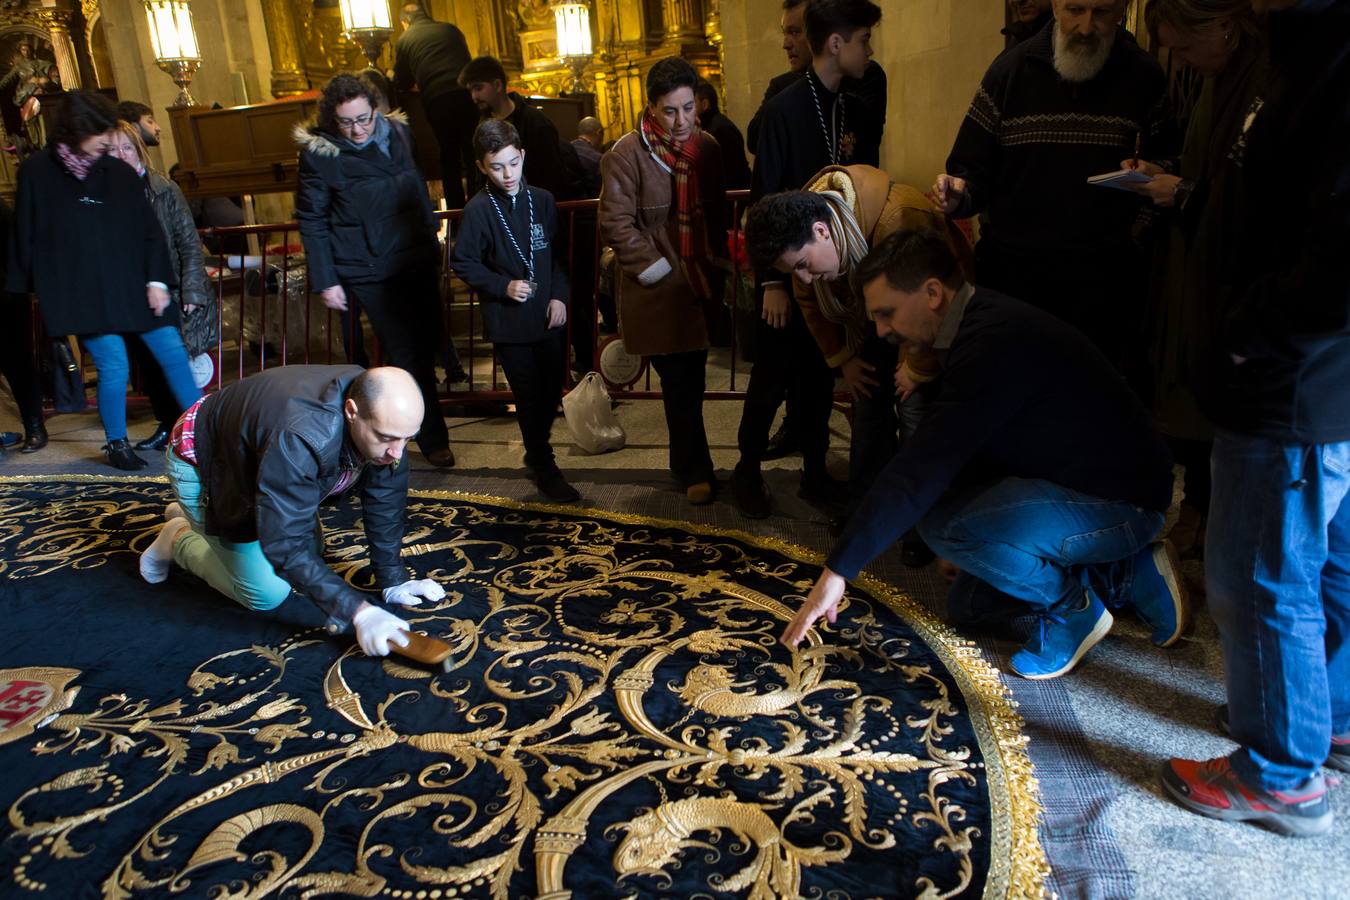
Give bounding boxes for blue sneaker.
[1009,591,1113,680]
[1125,540,1188,647]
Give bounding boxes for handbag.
[561,372,626,455]
[46,337,86,414]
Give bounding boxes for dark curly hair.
[459,55,507,88]
[473,118,522,160]
[744,191,832,270]
[855,228,962,294]
[49,90,119,151]
[317,73,379,131]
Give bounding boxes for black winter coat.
[7,148,173,336]
[193,365,411,631]
[294,112,440,291]
[146,169,216,355]
[451,184,569,344]
[1204,0,1350,443]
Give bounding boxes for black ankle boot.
[102,438,147,471]
[22,419,47,453]
[135,426,171,452]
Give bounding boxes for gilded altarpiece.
[259,0,723,142]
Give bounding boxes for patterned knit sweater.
[945,20,1175,254]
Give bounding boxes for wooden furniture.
[168,91,596,200]
[168,96,319,199]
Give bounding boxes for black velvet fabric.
[0,478,1029,898]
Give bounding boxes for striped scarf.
[56,143,98,181]
[813,190,871,356]
[640,107,710,296]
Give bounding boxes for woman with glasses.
[294,72,455,468]
[7,90,201,470]
[106,120,217,451]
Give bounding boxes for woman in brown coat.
[599,57,728,505]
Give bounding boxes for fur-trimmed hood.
[293,108,409,157]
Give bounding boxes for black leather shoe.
[798,471,847,510]
[424,447,456,468]
[761,423,799,461]
[21,420,47,453]
[901,534,936,568]
[102,438,147,471]
[535,468,580,502]
[732,468,771,519]
[135,426,171,452]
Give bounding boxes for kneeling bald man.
[140,365,444,655]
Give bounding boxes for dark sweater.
[701,110,752,190]
[827,288,1173,579]
[945,21,1174,254]
[451,183,569,344]
[1204,0,1350,443]
[746,62,887,155]
[393,14,471,103]
[472,94,569,200]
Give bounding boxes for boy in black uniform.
[451,119,578,502]
[732,0,884,519]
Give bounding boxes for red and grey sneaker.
[1160,756,1332,837]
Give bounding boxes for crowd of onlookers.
[2,0,1348,838]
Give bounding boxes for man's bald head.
[345,367,425,465]
[577,116,603,148]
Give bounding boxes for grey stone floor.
[3,390,1348,899]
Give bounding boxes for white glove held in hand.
[352,605,411,656]
[382,578,446,607]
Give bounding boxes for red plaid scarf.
[640,108,710,296]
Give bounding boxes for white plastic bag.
[562,372,626,454]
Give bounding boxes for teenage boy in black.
[451,119,578,502]
[732,0,884,520]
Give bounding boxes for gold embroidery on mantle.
[0,476,1049,898]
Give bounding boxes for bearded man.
[931,0,1174,385]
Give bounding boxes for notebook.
[1086,169,1152,191]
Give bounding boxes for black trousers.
[496,331,565,472]
[567,210,599,373]
[848,334,901,503]
[736,307,833,477]
[422,90,478,210]
[0,294,43,424]
[344,263,449,454]
[650,349,715,487]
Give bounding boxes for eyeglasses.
[336,112,375,129]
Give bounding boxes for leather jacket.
[192,365,411,631]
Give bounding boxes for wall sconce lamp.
[339,0,395,68]
[552,1,593,93]
[144,0,201,108]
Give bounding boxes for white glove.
[352,604,411,657]
[382,578,446,607]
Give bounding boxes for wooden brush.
[393,631,455,672]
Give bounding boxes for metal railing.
[191,190,758,408]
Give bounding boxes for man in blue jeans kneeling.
[781,228,1185,680]
[137,365,446,657]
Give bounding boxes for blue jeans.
[82,327,201,441]
[918,477,1164,613]
[1207,431,1350,790]
[165,449,292,611]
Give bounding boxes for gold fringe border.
[1,474,1051,898]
